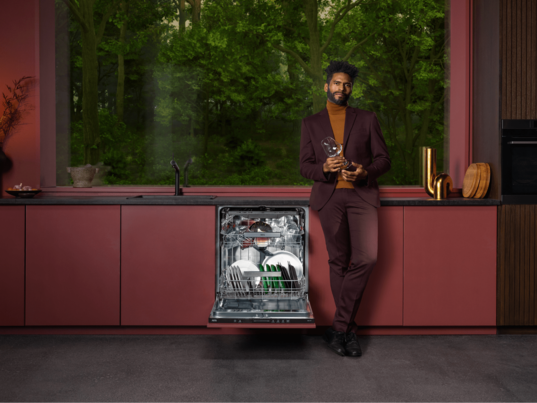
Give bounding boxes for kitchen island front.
[0,196,498,334]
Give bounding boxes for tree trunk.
[303,0,324,113]
[186,0,201,24]
[179,0,186,32]
[203,100,209,155]
[191,0,201,23]
[80,1,101,165]
[116,1,128,123]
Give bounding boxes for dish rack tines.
[220,267,306,299]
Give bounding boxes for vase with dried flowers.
[0,76,33,174]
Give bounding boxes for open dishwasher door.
[208,206,315,328]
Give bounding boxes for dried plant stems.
[0,76,33,146]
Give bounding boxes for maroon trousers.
[318,188,378,334]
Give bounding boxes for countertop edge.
[0,196,501,206]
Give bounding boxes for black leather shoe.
[322,327,346,356]
[345,332,362,357]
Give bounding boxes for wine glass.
[321,137,351,169]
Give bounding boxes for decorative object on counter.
[67,165,99,188]
[433,173,453,200]
[421,147,437,197]
[0,147,13,174]
[5,189,41,198]
[0,76,33,180]
[420,147,452,199]
[474,163,491,199]
[462,162,491,199]
[90,163,110,186]
[462,163,480,197]
[5,183,41,198]
[0,76,33,148]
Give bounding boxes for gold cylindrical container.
[433,173,453,199]
[422,147,436,197]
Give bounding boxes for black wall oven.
[501,119,537,204]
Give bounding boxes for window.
[55,0,449,187]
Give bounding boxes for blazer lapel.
[343,107,357,150]
[317,108,334,140]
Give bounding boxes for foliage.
[62,0,446,187]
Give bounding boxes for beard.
[327,88,349,106]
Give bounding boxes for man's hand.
[323,156,346,173]
[340,162,368,182]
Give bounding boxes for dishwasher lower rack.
[219,266,306,299]
[208,267,314,324]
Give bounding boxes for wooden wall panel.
[497,205,537,326]
[501,0,537,119]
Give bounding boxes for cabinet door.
[404,206,497,326]
[26,206,121,326]
[308,206,404,326]
[121,206,216,326]
[355,206,403,326]
[0,206,25,326]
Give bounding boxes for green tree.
[63,0,120,165]
[236,0,388,113]
[349,0,446,183]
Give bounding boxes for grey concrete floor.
[0,334,536,402]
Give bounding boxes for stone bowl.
[67,166,99,188]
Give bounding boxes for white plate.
[230,260,261,288]
[263,251,303,279]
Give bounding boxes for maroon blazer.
[300,106,391,210]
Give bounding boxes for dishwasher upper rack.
[219,266,306,299]
[222,235,303,250]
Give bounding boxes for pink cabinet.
[121,206,216,326]
[403,206,497,326]
[25,206,121,326]
[308,207,404,326]
[355,206,404,326]
[0,206,25,326]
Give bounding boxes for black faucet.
[183,158,193,187]
[170,155,183,196]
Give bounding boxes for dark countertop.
[0,195,501,206]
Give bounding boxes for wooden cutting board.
[462,163,480,198]
[474,163,491,199]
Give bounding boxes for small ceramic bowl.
[5,189,42,198]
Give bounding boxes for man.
[299,60,391,357]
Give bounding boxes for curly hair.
[325,60,359,84]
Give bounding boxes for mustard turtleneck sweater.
[326,100,354,189]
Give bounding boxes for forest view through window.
[55,0,448,187]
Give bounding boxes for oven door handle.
[507,141,537,144]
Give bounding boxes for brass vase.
[421,147,437,197]
[433,173,453,200]
[420,147,452,199]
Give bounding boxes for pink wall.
[450,0,472,187]
[0,0,41,195]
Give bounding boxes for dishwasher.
[208,205,315,327]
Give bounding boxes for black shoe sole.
[322,334,346,357]
[345,350,362,357]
